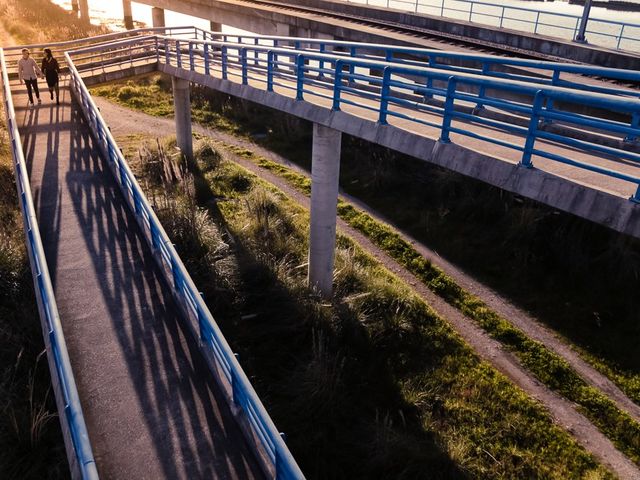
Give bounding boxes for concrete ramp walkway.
[13,78,263,480]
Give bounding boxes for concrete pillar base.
[172,77,193,162]
[123,0,134,29]
[308,124,342,297]
[210,21,222,32]
[152,7,166,28]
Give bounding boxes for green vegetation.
[230,146,640,466]
[91,74,640,415]
[93,73,640,467]
[118,133,613,479]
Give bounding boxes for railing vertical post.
[500,6,505,28]
[440,0,445,17]
[319,44,326,79]
[349,47,356,83]
[176,40,182,69]
[534,11,540,34]
[378,67,392,125]
[203,43,210,75]
[425,56,435,100]
[155,37,159,63]
[222,46,228,80]
[521,90,545,168]
[469,2,474,22]
[188,42,195,71]
[295,54,305,101]
[241,48,248,85]
[267,51,275,92]
[332,60,344,111]
[273,39,279,71]
[475,63,489,111]
[617,24,625,49]
[624,111,639,143]
[164,38,170,66]
[439,76,457,143]
[254,37,259,66]
[542,70,560,125]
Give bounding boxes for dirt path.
[94,97,640,479]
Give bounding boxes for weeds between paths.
[90,74,640,414]
[91,74,640,466]
[116,133,614,479]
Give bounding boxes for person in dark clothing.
[41,48,60,105]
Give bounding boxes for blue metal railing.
[146,35,640,200]
[0,49,98,480]
[195,29,640,100]
[64,51,305,480]
[345,0,640,51]
[66,33,640,200]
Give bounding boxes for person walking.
[41,48,60,105]
[18,48,42,108]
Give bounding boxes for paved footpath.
[13,78,264,480]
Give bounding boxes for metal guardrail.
[0,49,98,480]
[193,28,640,100]
[148,34,640,200]
[64,49,305,480]
[345,0,640,51]
[65,32,640,199]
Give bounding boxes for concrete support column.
[172,77,193,162]
[79,0,89,22]
[308,124,342,297]
[152,7,165,28]
[210,20,222,32]
[122,0,134,30]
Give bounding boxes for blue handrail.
[112,34,640,200]
[64,51,305,480]
[195,29,640,100]
[66,33,640,200]
[346,0,640,51]
[0,49,98,480]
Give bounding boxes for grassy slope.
[118,133,612,479]
[0,1,107,478]
[91,73,640,465]
[91,73,640,409]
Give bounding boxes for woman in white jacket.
[18,48,42,108]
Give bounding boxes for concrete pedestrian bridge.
[1,24,640,479]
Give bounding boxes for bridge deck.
[160,56,637,200]
[13,78,263,480]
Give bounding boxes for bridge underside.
[82,60,640,241]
